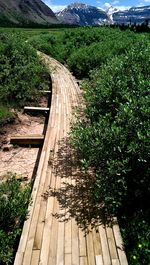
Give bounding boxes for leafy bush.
[121,210,150,265]
[0,105,15,126]
[67,35,137,78]
[0,33,49,107]
[28,27,142,78]
[0,175,31,265]
[71,41,150,263]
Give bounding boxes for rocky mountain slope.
[112,5,150,25]
[56,3,109,26]
[0,0,59,25]
[56,2,150,26]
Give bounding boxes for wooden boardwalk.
[14,54,128,265]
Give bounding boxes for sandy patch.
[0,98,48,182]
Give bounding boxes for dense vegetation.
[0,32,49,125]
[28,26,150,264]
[71,42,150,264]
[0,26,149,264]
[0,176,31,265]
[28,26,146,78]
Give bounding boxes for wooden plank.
[14,253,24,265]
[56,220,65,265]
[92,227,102,256]
[14,150,46,265]
[65,219,72,254]
[72,219,80,265]
[31,250,40,265]
[53,107,65,265]
[48,176,61,265]
[79,228,87,257]
[112,220,128,265]
[23,128,56,264]
[86,228,95,265]
[22,128,55,264]
[24,106,49,112]
[41,90,51,94]
[106,226,118,259]
[10,135,44,146]
[39,167,56,265]
[95,255,103,265]
[112,259,120,265]
[99,225,111,265]
[33,166,52,250]
[80,256,88,265]
[65,254,72,265]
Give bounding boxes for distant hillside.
[0,0,59,26]
[56,3,109,26]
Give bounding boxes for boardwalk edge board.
[10,135,44,146]
[24,106,50,112]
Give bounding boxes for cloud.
[113,5,131,10]
[43,0,66,12]
[103,2,112,8]
[138,0,150,6]
[112,0,119,4]
[103,2,131,10]
[49,5,66,12]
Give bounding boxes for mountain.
[106,5,120,22]
[56,2,150,26]
[0,0,59,26]
[56,3,109,26]
[112,5,150,25]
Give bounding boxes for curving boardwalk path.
[14,54,128,265]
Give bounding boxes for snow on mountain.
[56,3,109,26]
[56,2,150,26]
[112,5,150,25]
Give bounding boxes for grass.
[0,105,15,125]
[0,27,69,39]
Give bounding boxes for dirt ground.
[0,98,47,182]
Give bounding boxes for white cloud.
[112,0,119,4]
[49,5,66,12]
[103,2,131,10]
[138,0,150,7]
[113,5,131,10]
[43,1,66,12]
[103,2,112,8]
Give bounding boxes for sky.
[43,0,150,12]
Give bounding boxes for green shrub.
[121,211,150,265]
[0,105,15,126]
[0,33,49,107]
[71,41,150,263]
[67,38,132,78]
[0,175,31,265]
[28,27,142,78]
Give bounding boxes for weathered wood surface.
[24,106,49,113]
[14,54,128,265]
[10,134,44,146]
[41,90,51,94]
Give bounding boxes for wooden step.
[41,90,51,94]
[24,106,49,112]
[10,134,44,146]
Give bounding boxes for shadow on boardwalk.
[43,137,113,231]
